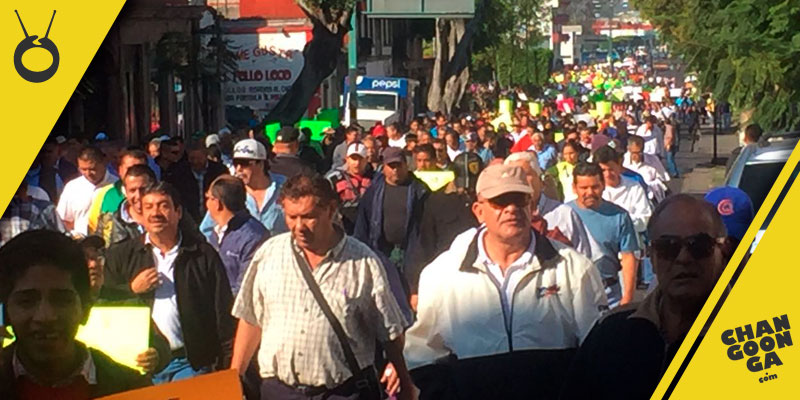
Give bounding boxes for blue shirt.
[536,145,558,171]
[200,172,288,240]
[567,200,639,279]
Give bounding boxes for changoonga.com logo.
[721,314,793,383]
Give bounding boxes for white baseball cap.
[233,139,267,160]
[346,142,367,158]
[205,134,221,148]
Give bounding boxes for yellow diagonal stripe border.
[652,142,800,398]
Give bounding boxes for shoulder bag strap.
[291,243,362,376]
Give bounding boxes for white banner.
[223,31,307,115]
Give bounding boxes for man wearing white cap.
[199,138,288,239]
[404,164,607,400]
[325,141,374,234]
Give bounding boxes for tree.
[633,0,800,130]
[470,0,551,91]
[264,0,353,126]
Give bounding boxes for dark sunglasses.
[233,159,254,167]
[650,233,726,261]
[484,193,531,209]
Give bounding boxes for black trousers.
[260,378,361,400]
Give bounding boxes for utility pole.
[348,4,358,125]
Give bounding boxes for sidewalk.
[667,125,740,196]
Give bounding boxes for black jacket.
[0,342,149,399]
[269,153,315,179]
[559,307,683,400]
[409,189,478,294]
[165,160,229,222]
[103,232,236,370]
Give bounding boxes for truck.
[342,76,420,129]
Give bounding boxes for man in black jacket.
[560,194,729,399]
[104,182,235,384]
[165,140,229,222]
[409,152,482,309]
[0,230,149,398]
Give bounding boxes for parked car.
[725,131,800,252]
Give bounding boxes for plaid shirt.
[232,232,407,387]
[0,196,65,246]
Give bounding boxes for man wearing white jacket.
[404,164,608,400]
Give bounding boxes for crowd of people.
[0,62,759,400]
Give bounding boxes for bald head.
[648,194,728,309]
[647,194,727,239]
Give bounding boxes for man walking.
[200,139,287,238]
[57,146,118,236]
[205,175,269,296]
[567,163,640,307]
[230,173,414,400]
[166,141,229,222]
[103,182,235,383]
[405,164,607,400]
[561,195,728,399]
[354,147,428,303]
[270,127,315,178]
[325,142,374,234]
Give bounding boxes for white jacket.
[404,228,608,369]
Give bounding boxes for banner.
[97,370,242,400]
[223,31,307,116]
[4,306,150,372]
[297,120,332,142]
[414,171,455,192]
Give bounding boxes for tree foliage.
[470,0,551,89]
[633,0,800,130]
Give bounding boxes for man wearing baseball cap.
[269,127,315,178]
[325,141,374,234]
[199,138,287,240]
[704,186,754,259]
[404,164,607,400]
[354,146,429,312]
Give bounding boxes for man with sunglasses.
[560,194,728,399]
[199,139,288,241]
[405,164,607,400]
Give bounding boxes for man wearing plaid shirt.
[230,173,414,400]
[0,182,64,245]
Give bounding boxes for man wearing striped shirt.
[231,173,413,400]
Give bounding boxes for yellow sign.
[4,306,151,372]
[414,171,455,191]
[529,102,542,116]
[0,0,126,216]
[498,99,513,115]
[97,370,243,400]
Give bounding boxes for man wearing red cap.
[325,142,374,234]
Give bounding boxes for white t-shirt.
[388,135,407,149]
[623,160,667,203]
[635,124,665,157]
[603,176,652,234]
[56,172,117,235]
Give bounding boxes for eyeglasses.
[650,233,726,261]
[233,159,254,167]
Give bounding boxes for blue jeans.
[152,356,211,384]
[665,149,680,177]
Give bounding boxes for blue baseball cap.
[704,187,755,241]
